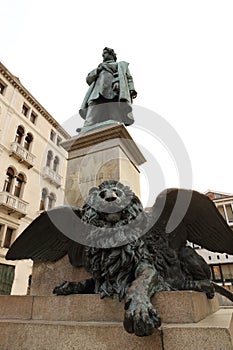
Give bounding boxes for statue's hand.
[123,295,161,336]
[130,90,137,99]
[112,81,119,93]
[97,63,103,74]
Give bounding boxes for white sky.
[1,0,233,203]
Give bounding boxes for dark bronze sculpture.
[79,48,137,130]
[6,180,233,337]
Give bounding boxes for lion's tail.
[212,282,233,302]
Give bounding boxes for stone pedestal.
[30,256,91,296]
[0,292,233,349]
[61,123,146,207]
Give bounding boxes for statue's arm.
[126,67,137,99]
[86,68,99,85]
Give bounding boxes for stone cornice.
[61,123,146,166]
[0,62,70,140]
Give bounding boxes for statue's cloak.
[79,61,135,125]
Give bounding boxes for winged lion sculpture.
[6,180,233,336]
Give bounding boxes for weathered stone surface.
[0,295,33,320]
[62,123,145,208]
[32,295,124,322]
[0,291,219,324]
[30,255,91,296]
[1,310,232,350]
[217,293,233,307]
[32,292,219,323]
[153,291,219,323]
[162,308,233,350]
[0,320,162,350]
[0,293,232,349]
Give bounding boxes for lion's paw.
[123,298,161,336]
[53,281,73,295]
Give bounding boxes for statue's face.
[102,50,113,62]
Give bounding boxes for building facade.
[0,62,70,295]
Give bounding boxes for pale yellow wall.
[0,65,69,295]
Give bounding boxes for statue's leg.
[123,262,161,337]
[83,100,105,127]
[83,98,120,128]
[53,278,95,295]
[83,102,95,127]
[179,246,215,298]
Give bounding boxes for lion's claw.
[124,299,161,336]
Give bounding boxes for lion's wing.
[6,206,87,267]
[149,188,233,254]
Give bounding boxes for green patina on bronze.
[78,48,137,132]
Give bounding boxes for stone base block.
[0,292,219,324]
[162,308,233,350]
[153,290,219,323]
[30,255,91,296]
[0,295,33,320]
[32,295,124,322]
[0,319,162,350]
[0,292,231,350]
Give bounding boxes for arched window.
[40,188,48,211]
[14,173,25,198]
[3,167,15,192]
[24,133,33,151]
[46,151,53,167]
[48,193,56,210]
[53,156,59,172]
[15,126,24,145]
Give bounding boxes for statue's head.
[102,47,117,62]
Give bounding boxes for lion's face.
[81,180,147,248]
[83,180,143,225]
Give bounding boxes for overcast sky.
[1,0,233,204]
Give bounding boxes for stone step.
[0,309,232,350]
[162,308,233,350]
[153,290,219,323]
[0,291,219,324]
[0,319,163,350]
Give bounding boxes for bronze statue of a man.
[79,47,137,129]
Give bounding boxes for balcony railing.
[42,166,62,188]
[0,191,28,218]
[10,142,35,168]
